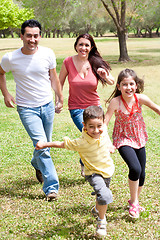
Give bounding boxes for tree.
[131,0,160,38]
[0,0,34,31]
[99,0,148,62]
[19,0,74,37]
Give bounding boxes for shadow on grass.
[0,176,85,200]
[0,178,45,200]
[101,54,160,68]
[26,204,134,239]
[27,204,104,239]
[0,48,18,52]
[137,48,160,53]
[59,175,85,188]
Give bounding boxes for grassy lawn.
[0,37,160,239]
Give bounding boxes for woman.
[58,33,114,176]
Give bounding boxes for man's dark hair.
[83,106,104,124]
[21,19,41,35]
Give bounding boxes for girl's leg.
[128,179,139,205]
[136,147,146,211]
[135,147,146,195]
[118,146,142,217]
[138,186,143,198]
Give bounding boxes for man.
[0,19,63,201]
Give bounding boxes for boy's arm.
[105,129,116,153]
[36,140,65,150]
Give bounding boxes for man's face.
[21,26,41,54]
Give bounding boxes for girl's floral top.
[113,96,148,149]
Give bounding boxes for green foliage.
[0,0,34,30]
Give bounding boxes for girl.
[105,68,160,218]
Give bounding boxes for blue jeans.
[69,109,84,132]
[70,109,84,166]
[17,100,59,196]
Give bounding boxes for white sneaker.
[96,218,107,236]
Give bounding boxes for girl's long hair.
[106,69,144,103]
[74,33,111,85]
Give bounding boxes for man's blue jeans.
[17,100,59,196]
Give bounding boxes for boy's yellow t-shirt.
[64,126,115,178]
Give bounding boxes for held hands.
[97,68,114,85]
[55,101,63,114]
[4,93,16,108]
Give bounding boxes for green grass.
[0,38,160,239]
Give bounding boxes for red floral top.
[113,95,148,149]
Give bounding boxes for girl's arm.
[139,94,160,115]
[97,67,114,85]
[105,98,118,125]
[36,140,65,150]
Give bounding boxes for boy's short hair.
[21,19,41,35]
[83,106,104,124]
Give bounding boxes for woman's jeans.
[70,109,84,166]
[17,101,59,196]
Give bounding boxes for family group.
[0,19,159,237]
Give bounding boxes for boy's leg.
[96,202,108,220]
[86,174,112,236]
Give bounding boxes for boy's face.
[83,118,104,139]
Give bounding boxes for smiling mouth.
[28,43,36,48]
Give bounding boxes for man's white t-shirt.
[1,46,56,107]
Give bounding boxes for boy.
[36,106,115,236]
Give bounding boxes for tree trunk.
[117,30,130,62]
[156,27,159,37]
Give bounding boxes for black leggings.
[118,146,146,186]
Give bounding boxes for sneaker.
[46,192,57,201]
[91,206,99,218]
[35,169,43,184]
[96,218,107,236]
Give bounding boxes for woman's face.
[75,37,92,58]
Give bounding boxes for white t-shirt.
[1,46,56,107]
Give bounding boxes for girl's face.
[117,76,137,98]
[75,38,92,58]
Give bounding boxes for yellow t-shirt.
[64,126,115,178]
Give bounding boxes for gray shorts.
[85,174,113,205]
